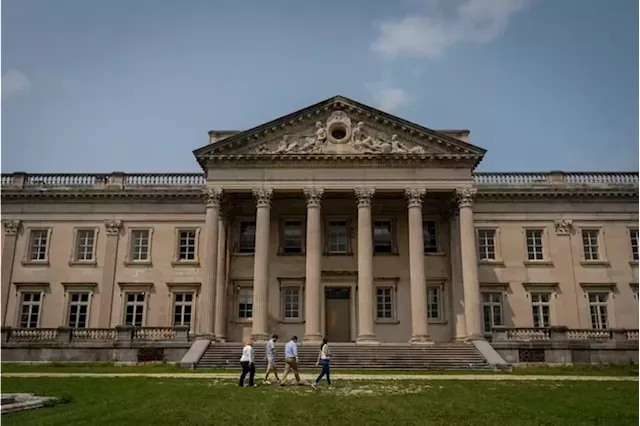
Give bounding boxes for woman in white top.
[312,337,332,389]
[238,339,256,387]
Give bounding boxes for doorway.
[325,288,351,342]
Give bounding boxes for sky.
[1,0,638,173]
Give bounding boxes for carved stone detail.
[405,189,426,208]
[103,220,122,235]
[456,188,477,207]
[252,187,273,208]
[554,219,573,235]
[354,188,375,208]
[2,220,21,235]
[303,187,324,208]
[203,188,223,208]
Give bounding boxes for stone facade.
[1,96,638,345]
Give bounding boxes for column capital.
[103,220,122,235]
[2,220,21,236]
[252,187,273,208]
[405,188,426,208]
[203,188,223,208]
[303,187,324,208]
[354,188,375,208]
[455,187,477,208]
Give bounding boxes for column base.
[409,335,434,345]
[195,333,216,340]
[302,334,323,345]
[356,334,379,345]
[250,333,269,343]
[214,335,227,343]
[465,333,485,341]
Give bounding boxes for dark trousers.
[315,359,331,385]
[239,361,255,387]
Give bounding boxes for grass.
[1,377,637,425]
[1,362,638,376]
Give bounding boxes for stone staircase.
[196,342,490,370]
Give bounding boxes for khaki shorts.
[267,359,277,369]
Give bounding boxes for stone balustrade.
[492,326,640,342]
[1,326,189,343]
[1,171,637,189]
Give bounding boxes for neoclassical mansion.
[1,96,638,345]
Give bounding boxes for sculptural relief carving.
[303,187,324,208]
[456,188,477,207]
[103,219,122,235]
[405,189,426,208]
[554,219,573,235]
[252,187,273,208]
[354,188,375,208]
[203,188,223,207]
[2,220,21,235]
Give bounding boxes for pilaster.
[1,220,20,325]
[98,219,122,327]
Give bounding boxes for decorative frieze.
[103,220,122,235]
[455,187,477,208]
[303,187,324,208]
[2,220,20,235]
[203,188,223,208]
[554,219,573,236]
[252,187,273,208]
[354,188,375,208]
[405,189,426,208]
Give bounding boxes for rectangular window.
[177,230,197,261]
[282,287,301,320]
[423,220,438,253]
[237,287,253,319]
[28,230,49,261]
[477,230,496,260]
[376,288,394,319]
[630,229,639,261]
[327,220,349,253]
[67,292,91,328]
[173,293,194,328]
[19,292,42,328]
[588,292,608,329]
[238,221,256,253]
[75,229,96,261]
[373,220,394,253]
[124,292,146,326]
[130,230,150,261]
[526,230,544,261]
[531,293,551,328]
[427,286,442,320]
[282,220,303,254]
[482,292,503,333]
[582,230,600,261]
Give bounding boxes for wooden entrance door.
[325,288,351,342]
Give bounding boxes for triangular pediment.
[193,95,486,164]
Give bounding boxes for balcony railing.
[1,326,189,343]
[1,171,637,189]
[492,327,639,342]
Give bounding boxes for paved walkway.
[2,372,637,381]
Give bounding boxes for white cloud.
[2,70,32,100]
[371,0,531,59]
[373,88,409,112]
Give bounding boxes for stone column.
[405,189,431,344]
[214,212,228,341]
[355,188,378,344]
[449,208,467,340]
[303,187,324,344]
[98,220,122,327]
[251,187,273,342]
[457,188,483,340]
[1,220,20,325]
[199,188,222,337]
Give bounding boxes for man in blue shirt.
[280,335,301,386]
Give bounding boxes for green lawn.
[1,362,638,376]
[1,377,637,425]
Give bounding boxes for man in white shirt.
[280,335,301,386]
[264,334,280,383]
[238,339,256,387]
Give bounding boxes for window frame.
[476,227,501,263]
[372,217,397,255]
[586,291,610,329]
[374,279,398,324]
[234,218,257,255]
[167,283,200,332]
[580,283,615,329]
[530,292,552,328]
[172,227,201,266]
[22,227,53,266]
[278,217,306,255]
[125,227,154,265]
[69,227,99,266]
[61,283,96,328]
[324,216,352,255]
[521,227,553,266]
[480,287,506,335]
[422,218,444,255]
[629,228,639,263]
[427,280,446,323]
[279,278,304,323]
[117,283,153,327]
[578,227,609,265]
[234,280,254,323]
[14,283,48,328]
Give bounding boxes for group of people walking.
[238,334,332,390]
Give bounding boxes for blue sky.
[2,0,638,173]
